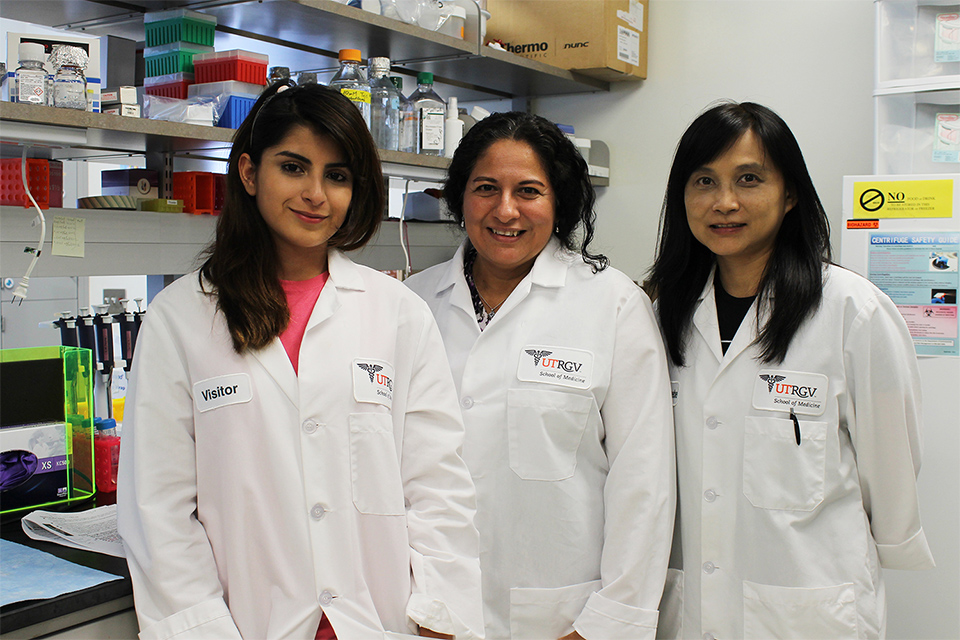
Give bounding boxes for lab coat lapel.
[716,297,760,375]
[692,274,724,365]
[250,340,299,409]
[438,243,478,322]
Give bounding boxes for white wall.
[535,2,958,639]
[534,0,876,282]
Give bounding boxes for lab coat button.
[303,420,318,434]
[310,504,326,520]
[460,396,474,409]
[702,561,716,574]
[703,634,716,640]
[319,590,335,606]
[706,416,718,429]
[704,489,717,502]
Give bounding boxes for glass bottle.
[392,77,418,154]
[329,49,371,127]
[409,72,445,156]
[53,63,87,110]
[14,42,46,105]
[368,57,400,151]
[49,45,89,110]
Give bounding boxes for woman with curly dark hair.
[406,111,676,640]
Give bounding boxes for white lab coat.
[406,239,676,640]
[659,264,935,640]
[117,250,484,640]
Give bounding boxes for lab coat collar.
[248,250,361,409]
[693,265,769,375]
[528,236,573,289]
[327,249,365,292]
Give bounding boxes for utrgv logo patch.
[353,359,394,408]
[517,345,594,390]
[752,369,828,416]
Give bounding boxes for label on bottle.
[16,69,46,104]
[340,88,371,104]
[420,107,445,151]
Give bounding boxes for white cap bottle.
[443,96,463,158]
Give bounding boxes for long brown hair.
[200,81,385,352]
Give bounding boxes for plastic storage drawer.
[144,42,215,76]
[0,159,63,209]
[144,9,217,47]
[218,95,258,128]
[144,72,194,100]
[193,50,269,85]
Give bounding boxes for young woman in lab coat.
[117,82,483,640]
[647,102,935,640]
[405,112,676,640]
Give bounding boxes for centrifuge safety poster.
[842,174,959,359]
[868,232,959,356]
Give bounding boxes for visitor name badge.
[194,373,253,413]
[517,345,594,390]
[353,359,394,408]
[752,369,828,416]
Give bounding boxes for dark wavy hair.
[646,101,831,366]
[442,111,607,271]
[200,81,385,353]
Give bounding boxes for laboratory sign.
[853,179,954,219]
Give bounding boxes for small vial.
[15,42,46,104]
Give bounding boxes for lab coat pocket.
[656,569,683,640]
[507,389,593,481]
[742,416,826,511]
[743,580,858,640]
[349,413,404,516]
[509,579,601,639]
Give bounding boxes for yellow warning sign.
[853,180,954,219]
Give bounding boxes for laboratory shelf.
[1,205,461,278]
[0,0,608,99]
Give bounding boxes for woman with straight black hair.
[407,112,675,639]
[648,101,934,640]
[118,81,483,640]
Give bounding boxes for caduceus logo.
[357,363,383,382]
[759,374,786,393]
[525,349,553,366]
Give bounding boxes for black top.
[714,275,756,355]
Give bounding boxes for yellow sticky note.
[853,180,954,219]
[52,216,85,258]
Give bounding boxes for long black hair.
[647,101,831,366]
[200,81,385,353]
[443,111,608,271]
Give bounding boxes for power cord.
[11,145,46,305]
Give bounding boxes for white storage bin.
[876,0,960,90]
[875,88,960,173]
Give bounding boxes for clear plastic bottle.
[409,72,445,156]
[329,49,371,127]
[392,77,418,154]
[14,42,46,105]
[368,57,400,151]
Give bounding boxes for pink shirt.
[279,272,329,374]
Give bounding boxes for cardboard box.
[485,0,648,81]
[102,85,139,104]
[104,104,141,118]
[7,32,102,111]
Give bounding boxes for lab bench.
[0,496,138,640]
